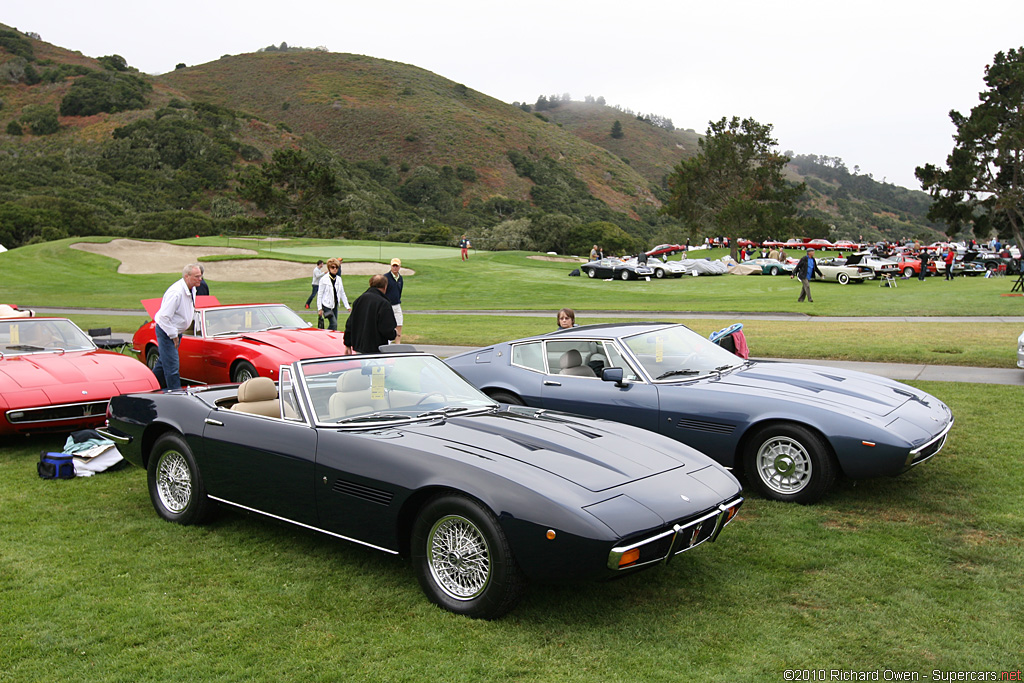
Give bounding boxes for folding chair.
[87,327,131,353]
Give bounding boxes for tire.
[837,272,850,285]
[769,266,780,276]
[232,360,258,383]
[743,424,836,504]
[489,391,525,406]
[147,433,212,525]
[902,266,914,278]
[411,494,525,619]
[653,268,665,279]
[619,269,631,281]
[585,268,596,278]
[145,345,159,370]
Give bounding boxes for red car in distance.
[134,298,349,385]
[0,316,160,435]
[645,244,685,258]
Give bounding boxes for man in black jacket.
[791,248,824,303]
[344,274,397,354]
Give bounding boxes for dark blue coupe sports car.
[445,323,953,504]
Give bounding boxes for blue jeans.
[152,325,182,390]
[305,284,318,307]
[323,307,338,331]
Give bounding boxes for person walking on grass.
[384,258,405,344]
[317,258,350,331]
[791,248,823,303]
[305,260,324,309]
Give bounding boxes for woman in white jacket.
[316,258,350,330]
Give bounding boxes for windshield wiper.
[656,369,700,380]
[7,344,46,351]
[336,412,409,424]
[416,406,477,419]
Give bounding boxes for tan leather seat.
[559,349,596,377]
[232,377,281,417]
[329,371,389,419]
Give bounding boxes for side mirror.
[601,367,625,386]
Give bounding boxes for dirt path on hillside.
[71,239,407,281]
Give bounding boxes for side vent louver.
[675,417,736,435]
[332,479,393,506]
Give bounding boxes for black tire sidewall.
[145,345,159,370]
[742,423,835,504]
[410,494,524,619]
[147,433,210,525]
[489,391,524,406]
[232,361,257,383]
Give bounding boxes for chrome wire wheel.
[427,514,491,601]
[155,450,192,513]
[755,435,812,495]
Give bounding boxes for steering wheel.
[414,392,446,406]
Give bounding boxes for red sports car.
[134,299,349,385]
[645,243,684,258]
[0,316,160,435]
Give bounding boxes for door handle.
[204,418,224,426]
[543,380,562,386]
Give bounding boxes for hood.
[217,329,347,358]
[397,409,711,492]
[0,352,158,404]
[715,363,915,417]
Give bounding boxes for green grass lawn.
[1,382,1021,681]
[2,238,1022,679]
[3,236,1023,368]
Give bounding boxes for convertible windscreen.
[0,319,95,355]
[298,355,496,424]
[204,305,310,336]
[622,325,745,380]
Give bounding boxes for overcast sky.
[7,1,1024,190]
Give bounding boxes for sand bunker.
[71,239,408,282]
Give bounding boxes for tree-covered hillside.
[0,24,945,254]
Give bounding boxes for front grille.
[607,497,743,571]
[905,419,953,468]
[6,400,109,426]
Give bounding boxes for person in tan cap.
[384,258,404,343]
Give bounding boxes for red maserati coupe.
[134,298,349,385]
[0,316,160,435]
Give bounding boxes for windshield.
[298,354,496,425]
[621,325,744,381]
[0,319,95,355]
[203,305,310,336]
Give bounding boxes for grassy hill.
[157,52,657,214]
[0,24,943,251]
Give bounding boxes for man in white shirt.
[152,263,202,390]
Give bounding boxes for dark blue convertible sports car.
[445,323,953,504]
[101,351,742,619]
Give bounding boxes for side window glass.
[545,340,599,378]
[603,343,642,382]
[511,342,545,372]
[279,367,302,421]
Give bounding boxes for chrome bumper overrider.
[905,418,954,468]
[607,497,743,571]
